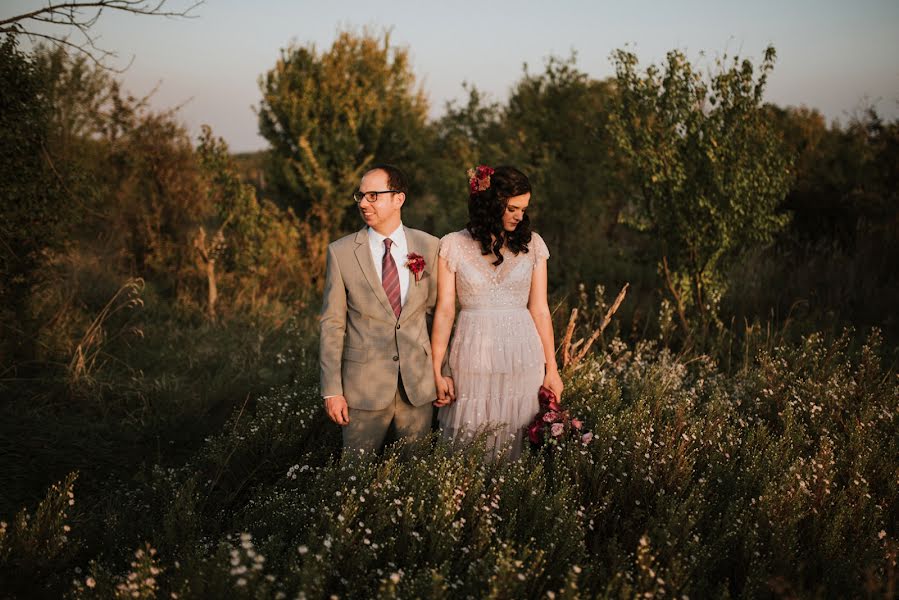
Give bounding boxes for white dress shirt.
[368,223,410,307]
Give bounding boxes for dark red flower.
[405,253,426,282]
[468,165,495,196]
[538,385,555,407]
[527,421,543,445]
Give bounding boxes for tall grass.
[1,320,894,598]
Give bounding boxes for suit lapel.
[400,227,427,324]
[353,228,396,319]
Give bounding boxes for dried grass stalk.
[561,283,629,370]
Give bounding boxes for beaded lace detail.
[438,229,550,310]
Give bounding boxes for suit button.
[392,355,399,361]
[396,323,401,330]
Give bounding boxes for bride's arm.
[528,258,564,398]
[431,255,456,406]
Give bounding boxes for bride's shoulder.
[440,229,471,244]
[528,231,550,259]
[527,230,546,247]
[439,229,471,272]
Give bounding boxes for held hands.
[543,369,564,401]
[433,375,455,407]
[324,395,350,426]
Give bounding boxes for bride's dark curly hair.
[466,165,533,266]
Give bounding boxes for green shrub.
[2,326,894,598]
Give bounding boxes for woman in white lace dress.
[430,165,563,460]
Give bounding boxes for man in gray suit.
[320,164,442,453]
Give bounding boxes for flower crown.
[467,165,494,197]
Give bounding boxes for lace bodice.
[438,230,550,310]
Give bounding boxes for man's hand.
[324,395,350,425]
[433,375,455,407]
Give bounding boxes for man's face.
[357,169,404,233]
[502,192,530,232]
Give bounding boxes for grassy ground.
[0,306,895,598]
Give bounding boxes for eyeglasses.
[353,190,398,204]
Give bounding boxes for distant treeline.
[1,31,897,376]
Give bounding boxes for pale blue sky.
[6,0,899,152]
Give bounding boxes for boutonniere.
[405,253,426,284]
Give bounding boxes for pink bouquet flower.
[527,386,593,448]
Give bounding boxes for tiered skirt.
[438,307,545,460]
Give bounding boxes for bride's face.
[502,193,530,232]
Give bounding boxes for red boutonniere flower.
[406,253,426,284]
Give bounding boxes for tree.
[609,46,793,324]
[20,43,209,295]
[0,36,65,370]
[257,29,429,266]
[502,55,624,287]
[770,105,899,248]
[196,127,309,319]
[412,57,628,288]
[0,0,200,67]
[406,85,505,236]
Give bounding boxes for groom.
[320,164,440,453]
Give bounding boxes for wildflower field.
[3,21,898,598]
[1,320,895,599]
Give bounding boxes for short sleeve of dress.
[531,232,550,262]
[438,232,460,273]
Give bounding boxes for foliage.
[503,55,629,288]
[196,126,312,316]
[610,47,794,320]
[0,44,320,551]
[1,31,897,600]
[770,105,898,248]
[257,29,429,253]
[2,325,894,598]
[0,472,79,596]
[406,85,505,236]
[409,55,648,292]
[725,105,899,336]
[0,36,69,369]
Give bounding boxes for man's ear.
[395,192,406,208]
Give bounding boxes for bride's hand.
[433,375,455,407]
[543,370,564,400]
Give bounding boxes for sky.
[5,0,899,152]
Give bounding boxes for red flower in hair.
[467,165,495,196]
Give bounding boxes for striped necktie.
[381,238,402,318]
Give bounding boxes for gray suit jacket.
[319,226,440,410]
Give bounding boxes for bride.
[430,165,563,460]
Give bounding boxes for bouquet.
[527,386,593,448]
